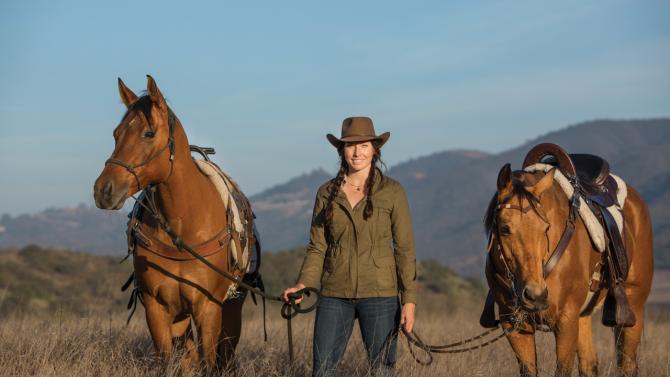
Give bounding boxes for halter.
[105,110,177,191]
[489,187,581,315]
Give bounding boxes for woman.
[283,116,417,377]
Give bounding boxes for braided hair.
[324,142,385,228]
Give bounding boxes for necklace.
[344,179,363,191]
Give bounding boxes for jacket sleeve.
[392,184,417,305]
[296,193,328,288]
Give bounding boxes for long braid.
[325,155,347,228]
[363,156,378,220]
[326,142,385,224]
[363,143,384,220]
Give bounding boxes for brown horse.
[93,76,249,373]
[483,159,653,377]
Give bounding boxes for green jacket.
[297,170,417,305]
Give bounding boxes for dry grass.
[0,303,668,377]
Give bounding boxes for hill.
[1,118,668,275]
[0,246,483,317]
[252,118,670,274]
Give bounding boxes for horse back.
[621,184,654,294]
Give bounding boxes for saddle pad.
[524,163,627,252]
[194,159,256,273]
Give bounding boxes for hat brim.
[327,132,390,149]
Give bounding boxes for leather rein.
[401,186,581,365]
[108,111,321,363]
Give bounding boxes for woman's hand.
[400,302,416,333]
[282,283,306,304]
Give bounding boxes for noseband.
[105,110,177,191]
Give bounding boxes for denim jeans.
[312,296,400,377]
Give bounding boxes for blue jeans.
[312,296,400,377]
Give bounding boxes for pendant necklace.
[345,179,363,191]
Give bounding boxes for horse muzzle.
[94,177,129,210]
[520,284,549,312]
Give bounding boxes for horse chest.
[134,249,231,305]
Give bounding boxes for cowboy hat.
[326,116,390,148]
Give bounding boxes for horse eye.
[143,131,155,138]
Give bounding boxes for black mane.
[483,171,542,235]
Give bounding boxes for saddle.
[480,143,635,329]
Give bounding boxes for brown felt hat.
[326,116,390,148]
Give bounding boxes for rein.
[400,325,512,365]
[398,179,582,365]
[127,190,320,363]
[113,127,321,363]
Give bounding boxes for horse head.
[94,76,176,209]
[487,163,561,312]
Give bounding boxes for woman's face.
[343,141,375,173]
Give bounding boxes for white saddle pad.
[524,163,627,252]
[194,159,257,273]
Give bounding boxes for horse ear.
[118,78,138,108]
[529,168,556,197]
[497,163,512,193]
[146,75,167,111]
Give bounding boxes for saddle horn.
[522,143,577,180]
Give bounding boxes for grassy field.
[0,303,668,377]
[1,246,668,376]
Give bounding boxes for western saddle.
[480,143,635,329]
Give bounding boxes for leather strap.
[134,224,232,261]
[543,193,580,277]
[599,206,628,280]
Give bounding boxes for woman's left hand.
[400,302,416,333]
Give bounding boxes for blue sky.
[1,0,668,215]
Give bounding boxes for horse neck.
[153,120,228,243]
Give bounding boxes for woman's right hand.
[282,283,306,304]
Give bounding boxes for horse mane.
[483,170,543,235]
[120,94,177,131]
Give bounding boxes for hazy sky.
[1,0,669,215]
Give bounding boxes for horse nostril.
[523,287,533,302]
[522,286,547,303]
[103,181,114,198]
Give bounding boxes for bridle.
[487,181,581,324]
[105,110,177,191]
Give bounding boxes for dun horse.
[93,76,252,373]
[482,146,653,377]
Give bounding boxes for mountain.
[0,204,128,255]
[252,118,670,274]
[251,169,331,251]
[1,118,668,275]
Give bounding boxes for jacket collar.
[334,167,385,210]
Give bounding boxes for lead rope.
[400,321,518,365]
[128,190,320,363]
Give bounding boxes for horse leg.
[193,302,224,374]
[144,294,175,359]
[506,327,538,377]
[218,294,246,375]
[554,315,579,377]
[171,315,199,372]
[614,290,646,377]
[576,315,598,377]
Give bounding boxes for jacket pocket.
[372,253,397,290]
[374,200,393,238]
[324,243,339,273]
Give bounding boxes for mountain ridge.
[1,118,668,275]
